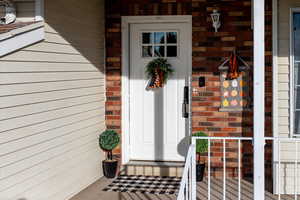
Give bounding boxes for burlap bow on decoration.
[227,51,240,80]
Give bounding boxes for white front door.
[129,22,191,161]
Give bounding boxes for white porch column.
[253,0,265,199]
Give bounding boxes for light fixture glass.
[211,9,221,32]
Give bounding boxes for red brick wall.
[105,0,273,180]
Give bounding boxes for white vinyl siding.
[0,0,105,200]
[277,0,300,137]
[276,0,300,194]
[15,0,36,21]
[277,0,294,138]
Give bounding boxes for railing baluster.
[191,144,196,200]
[186,170,188,199]
[208,139,211,200]
[223,139,226,200]
[189,157,192,200]
[278,140,281,200]
[238,139,241,200]
[296,141,298,200]
[187,181,189,200]
[177,141,196,200]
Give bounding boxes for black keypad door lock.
[182,86,189,118]
[199,77,205,87]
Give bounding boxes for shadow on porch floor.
[70,177,298,200]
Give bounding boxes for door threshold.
[122,160,184,177]
[125,160,184,167]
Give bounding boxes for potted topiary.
[192,132,208,182]
[99,130,120,178]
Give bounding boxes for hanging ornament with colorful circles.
[219,69,250,111]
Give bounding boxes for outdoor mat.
[102,175,181,195]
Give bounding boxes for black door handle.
[182,86,189,118]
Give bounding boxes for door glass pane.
[295,13,300,135]
[142,46,152,57]
[142,33,153,44]
[167,32,177,44]
[295,111,300,134]
[294,13,300,61]
[141,31,179,58]
[154,32,165,44]
[295,87,300,109]
[154,46,165,57]
[295,62,300,85]
[167,46,177,57]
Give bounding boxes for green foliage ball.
[99,130,120,151]
[192,132,208,154]
[145,58,174,84]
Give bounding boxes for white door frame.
[121,15,192,164]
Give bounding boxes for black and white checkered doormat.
[103,175,181,195]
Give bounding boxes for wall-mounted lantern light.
[211,9,221,32]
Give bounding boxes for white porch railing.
[178,137,254,200]
[177,136,300,200]
[177,144,196,200]
[265,137,300,199]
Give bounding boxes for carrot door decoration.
[151,68,163,88]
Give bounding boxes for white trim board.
[272,0,278,140]
[290,8,295,138]
[121,15,192,164]
[0,22,44,57]
[0,21,44,41]
[0,0,45,57]
[272,0,279,194]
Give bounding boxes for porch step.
[121,161,184,177]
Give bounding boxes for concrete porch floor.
[70,177,298,200]
[69,177,177,200]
